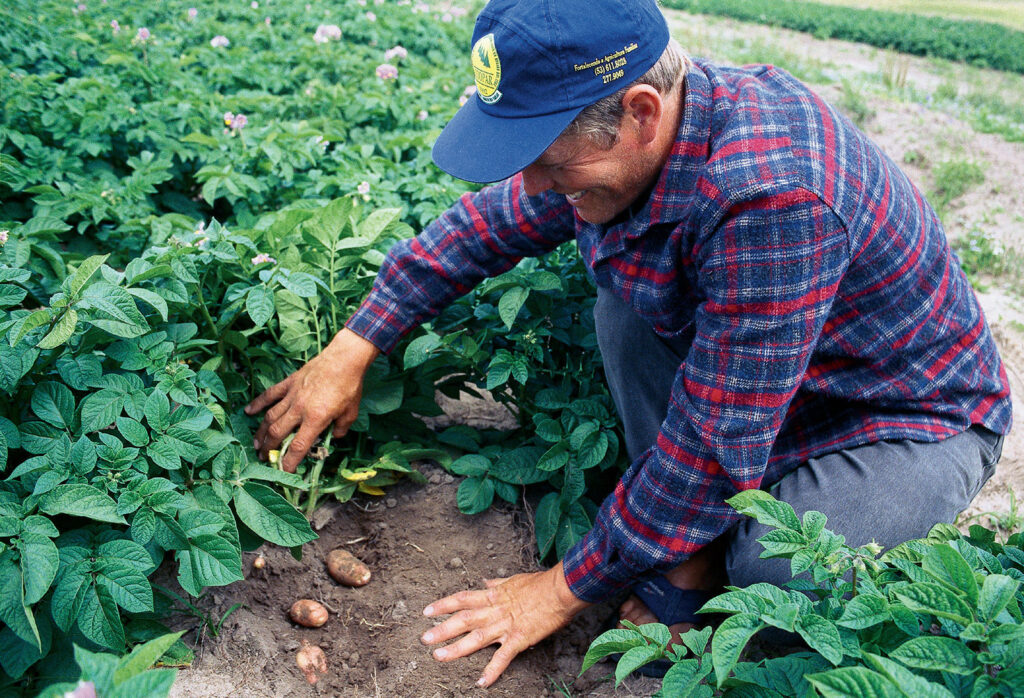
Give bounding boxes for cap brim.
[432,98,583,184]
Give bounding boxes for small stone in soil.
[392,599,408,620]
[443,474,454,484]
[386,498,397,508]
[496,568,507,577]
[486,543,494,550]
[429,473,442,484]
[448,557,463,569]
[349,652,360,664]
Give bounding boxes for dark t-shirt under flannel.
[346,59,1012,603]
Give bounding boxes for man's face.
[520,129,657,225]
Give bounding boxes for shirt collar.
[599,62,713,238]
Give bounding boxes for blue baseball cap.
[431,0,671,184]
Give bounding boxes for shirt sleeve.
[346,173,576,353]
[563,190,851,602]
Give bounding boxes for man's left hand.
[420,562,591,688]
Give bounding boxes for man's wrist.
[330,327,381,371]
[552,561,591,615]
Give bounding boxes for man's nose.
[521,164,553,197]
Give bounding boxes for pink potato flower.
[134,27,151,43]
[110,19,120,33]
[188,7,198,19]
[251,253,277,265]
[376,63,398,80]
[0,230,9,245]
[313,24,341,43]
[365,11,376,21]
[63,681,97,698]
[210,35,230,47]
[384,45,407,61]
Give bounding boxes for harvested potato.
[289,599,328,628]
[326,548,371,587]
[296,641,327,684]
[252,554,266,570]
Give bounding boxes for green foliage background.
[0,0,631,693]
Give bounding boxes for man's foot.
[618,592,697,647]
[615,540,726,650]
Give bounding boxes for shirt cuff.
[344,286,419,355]
[561,461,652,603]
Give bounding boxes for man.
[247,0,1010,687]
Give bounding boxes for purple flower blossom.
[0,230,9,245]
[416,109,428,121]
[451,6,468,17]
[188,7,198,19]
[251,253,277,265]
[441,12,452,22]
[365,11,376,21]
[375,63,398,80]
[384,45,407,61]
[76,3,87,12]
[357,181,370,196]
[313,24,341,43]
[210,35,230,47]
[134,27,151,43]
[264,16,271,25]
[251,0,258,7]
[110,19,120,33]
[223,111,247,130]
[413,3,429,13]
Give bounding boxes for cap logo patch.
[472,33,502,104]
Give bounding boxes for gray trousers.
[593,287,1003,588]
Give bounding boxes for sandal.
[605,576,715,678]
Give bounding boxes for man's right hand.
[245,328,381,473]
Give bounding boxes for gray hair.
[562,39,688,149]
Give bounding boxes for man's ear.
[621,85,663,145]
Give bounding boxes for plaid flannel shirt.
[347,59,1012,603]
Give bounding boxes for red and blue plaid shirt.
[347,60,1012,603]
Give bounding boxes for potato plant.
[584,492,1024,696]
[0,0,631,692]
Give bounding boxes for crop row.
[662,0,1024,74]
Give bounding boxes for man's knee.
[723,519,796,589]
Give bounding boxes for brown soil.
[166,462,660,697]
[169,11,1024,698]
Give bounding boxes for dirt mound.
[166,462,659,697]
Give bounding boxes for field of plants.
[662,0,1024,73]
[1,0,1023,696]
[803,0,1024,32]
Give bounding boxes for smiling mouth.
[565,190,586,203]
